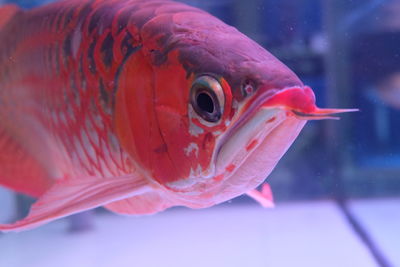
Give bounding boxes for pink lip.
[261,86,358,119]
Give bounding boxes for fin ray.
[0,174,151,232]
[105,191,175,215]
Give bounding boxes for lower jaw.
[215,107,287,174]
[160,107,307,208]
[211,114,307,205]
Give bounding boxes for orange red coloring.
[0,0,356,232]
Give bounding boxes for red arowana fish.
[0,0,355,232]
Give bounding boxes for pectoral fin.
[0,174,151,232]
[0,128,55,198]
[247,183,275,208]
[0,4,20,29]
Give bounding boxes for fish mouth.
[214,87,289,176]
[215,86,357,177]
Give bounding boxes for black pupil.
[196,92,214,114]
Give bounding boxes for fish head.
[116,6,355,208]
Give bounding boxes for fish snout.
[261,86,358,120]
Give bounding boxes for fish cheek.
[153,54,214,183]
[114,51,176,183]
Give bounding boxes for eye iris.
[190,75,224,123]
[196,92,214,114]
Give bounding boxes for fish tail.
[0,4,21,30]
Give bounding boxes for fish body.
[0,0,354,232]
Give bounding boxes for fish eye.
[190,76,225,123]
